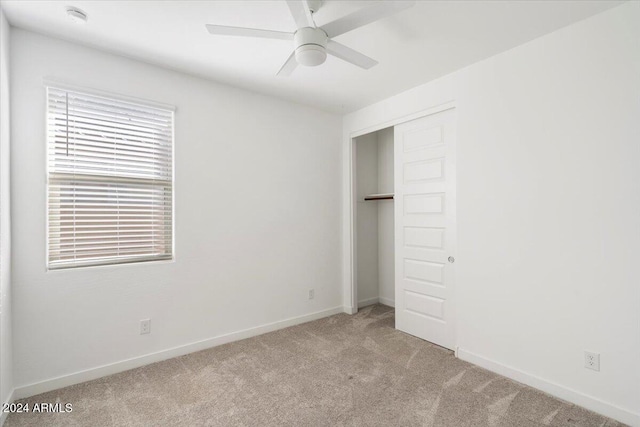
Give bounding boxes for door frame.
[344,100,456,315]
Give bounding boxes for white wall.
[0,5,14,418]
[343,2,640,425]
[376,128,394,307]
[11,29,342,394]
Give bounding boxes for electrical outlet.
[584,351,600,371]
[308,289,315,300]
[140,319,151,335]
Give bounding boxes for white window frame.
[44,80,176,270]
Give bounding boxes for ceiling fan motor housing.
[294,27,328,67]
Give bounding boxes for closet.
[352,107,457,350]
[355,126,395,309]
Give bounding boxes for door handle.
[448,256,455,263]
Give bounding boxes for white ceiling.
[2,0,623,113]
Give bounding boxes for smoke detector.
[66,6,88,24]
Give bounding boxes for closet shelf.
[364,193,394,201]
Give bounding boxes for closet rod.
[364,194,394,201]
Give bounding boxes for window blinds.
[47,86,174,269]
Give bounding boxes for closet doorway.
[354,127,395,309]
[351,105,457,350]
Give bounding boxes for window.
[47,86,174,269]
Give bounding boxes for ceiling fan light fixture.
[205,0,416,75]
[293,27,328,67]
[295,44,326,67]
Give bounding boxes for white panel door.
[394,108,456,350]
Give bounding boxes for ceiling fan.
[205,0,415,76]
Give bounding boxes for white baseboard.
[343,306,357,315]
[457,349,640,427]
[1,389,15,426]
[378,296,395,307]
[358,297,395,309]
[14,306,343,400]
[358,297,379,308]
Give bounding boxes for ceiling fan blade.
[321,1,415,38]
[327,41,378,70]
[206,24,293,40]
[286,0,314,29]
[277,51,298,76]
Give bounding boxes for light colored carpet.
[6,304,625,427]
